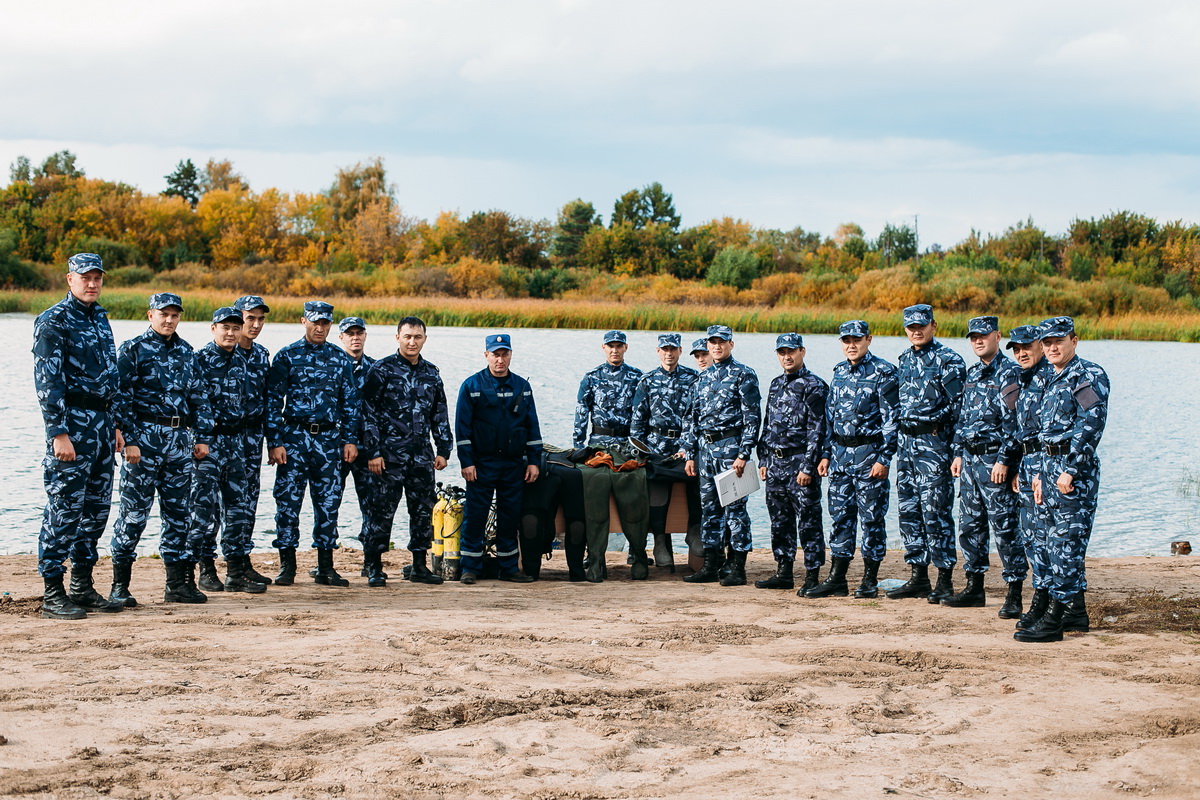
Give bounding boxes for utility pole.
[914,214,920,267]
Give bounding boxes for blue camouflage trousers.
[764,456,824,568]
[896,431,956,569]
[187,434,253,559]
[364,451,437,555]
[110,427,196,564]
[1017,459,1051,590]
[698,437,753,552]
[38,408,115,578]
[1042,461,1100,601]
[461,457,524,575]
[827,445,889,562]
[271,429,345,551]
[957,454,1026,581]
[341,452,374,541]
[242,431,264,541]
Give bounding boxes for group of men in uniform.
[34,253,1109,644]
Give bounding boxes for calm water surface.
[0,312,1190,559]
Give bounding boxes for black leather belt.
[136,411,187,429]
[1021,439,1040,455]
[65,392,111,412]
[964,441,1002,456]
[701,427,742,443]
[766,446,804,459]
[593,424,630,437]
[834,433,882,447]
[287,418,338,434]
[650,424,682,439]
[213,419,253,435]
[1044,442,1070,457]
[900,421,944,435]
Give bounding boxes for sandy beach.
[1,551,1198,799]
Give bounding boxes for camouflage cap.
[967,316,999,336]
[211,307,243,325]
[902,304,934,327]
[486,333,512,352]
[775,332,803,350]
[303,301,335,322]
[149,292,183,311]
[1005,325,1041,349]
[657,333,682,349]
[338,316,367,333]
[690,338,708,355]
[67,253,105,274]
[1038,316,1075,339]
[234,295,270,313]
[839,320,870,338]
[603,330,627,345]
[706,324,733,341]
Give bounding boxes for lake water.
[1,311,1191,559]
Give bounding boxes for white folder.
[714,460,760,506]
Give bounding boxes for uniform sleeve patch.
[1000,383,1020,411]
[1074,382,1101,410]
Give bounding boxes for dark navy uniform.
[341,343,376,536]
[574,330,643,449]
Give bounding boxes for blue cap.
[149,292,183,310]
[657,333,682,349]
[338,317,367,333]
[211,307,243,325]
[706,324,733,341]
[303,301,334,322]
[839,320,869,338]
[903,304,933,327]
[234,295,270,313]
[967,316,999,336]
[775,332,803,350]
[1038,316,1075,339]
[67,253,105,274]
[690,338,708,354]
[1005,325,1040,349]
[486,333,512,352]
[603,330,627,345]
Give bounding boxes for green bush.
[105,265,155,286]
[61,236,144,269]
[706,246,760,290]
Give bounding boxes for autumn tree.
[200,159,248,194]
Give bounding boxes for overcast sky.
[3,0,1198,247]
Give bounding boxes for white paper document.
[714,460,760,506]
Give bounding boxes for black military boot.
[164,562,208,604]
[755,559,794,590]
[274,548,297,586]
[942,572,986,607]
[109,561,137,608]
[1062,590,1090,632]
[363,552,387,587]
[408,551,444,586]
[197,557,225,593]
[719,551,747,586]
[314,549,349,587]
[855,559,882,598]
[717,546,735,581]
[927,567,955,604]
[68,561,122,612]
[1016,587,1050,632]
[683,548,723,583]
[42,575,86,620]
[886,564,931,599]
[1014,596,1066,643]
[243,556,273,586]
[225,555,267,593]
[652,534,675,574]
[997,580,1023,619]
[805,557,850,598]
[629,549,650,581]
[798,567,821,596]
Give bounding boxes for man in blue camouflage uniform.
[682,324,761,587]
[362,316,453,587]
[338,317,375,561]
[815,321,899,600]
[690,338,712,371]
[574,330,643,450]
[109,293,214,605]
[266,301,360,587]
[455,333,541,584]
[1007,324,1056,630]
[1015,317,1109,643]
[186,308,265,594]
[630,332,701,572]
[887,304,966,603]
[229,295,274,585]
[942,316,1026,611]
[755,333,828,594]
[33,253,124,620]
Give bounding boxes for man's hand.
[1032,475,1043,505]
[461,465,477,482]
[124,445,142,465]
[795,470,812,487]
[343,444,358,463]
[1011,476,1019,493]
[758,465,767,481]
[817,458,829,478]
[950,456,962,478]
[869,462,889,479]
[269,446,286,465]
[684,459,696,477]
[525,464,539,483]
[369,457,385,475]
[990,462,1009,485]
[434,456,447,470]
[1056,471,1074,495]
[732,457,747,478]
[193,443,209,460]
[52,433,76,462]
[114,429,125,454]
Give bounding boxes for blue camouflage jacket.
[1037,354,1109,478]
[32,293,119,439]
[683,356,761,460]
[1014,357,1054,481]
[630,364,699,455]
[265,339,360,449]
[820,351,899,466]
[897,339,966,428]
[574,361,643,448]
[953,351,1022,465]
[115,328,213,448]
[758,367,828,477]
[361,354,453,462]
[456,368,542,467]
[195,342,252,431]
[239,341,271,426]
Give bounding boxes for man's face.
[707,337,733,361]
[1042,334,1078,368]
[693,351,712,370]
[340,327,366,358]
[149,307,181,337]
[776,347,804,373]
[657,346,679,371]
[1010,340,1044,369]
[485,348,512,377]
[66,270,103,304]
[241,308,266,343]
[969,331,1000,361]
[396,323,427,363]
[212,322,242,351]
[841,335,870,363]
[905,321,936,347]
[303,318,331,344]
[603,341,627,366]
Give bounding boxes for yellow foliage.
[448,257,502,297]
[197,188,286,269]
[848,267,923,311]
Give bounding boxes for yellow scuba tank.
[431,495,447,573]
[442,489,464,580]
